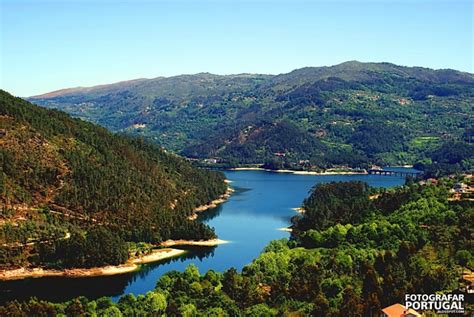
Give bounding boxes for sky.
[1,0,473,97]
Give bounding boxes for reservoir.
[0,169,412,303]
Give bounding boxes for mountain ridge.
[29,60,474,100]
[27,61,474,169]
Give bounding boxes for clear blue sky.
[1,0,473,96]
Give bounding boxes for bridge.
[368,169,421,178]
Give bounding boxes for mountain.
[29,61,474,168]
[0,90,226,269]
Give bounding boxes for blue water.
[0,170,409,303]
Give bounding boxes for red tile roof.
[382,303,406,317]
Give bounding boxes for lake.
[0,169,413,303]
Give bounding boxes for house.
[381,303,421,317]
[453,182,467,189]
[453,183,468,193]
[203,158,218,164]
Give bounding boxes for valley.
[2,0,473,314]
[0,169,409,304]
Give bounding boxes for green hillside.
[2,176,472,315]
[0,90,226,269]
[30,61,474,169]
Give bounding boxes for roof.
[382,303,406,317]
[381,304,421,317]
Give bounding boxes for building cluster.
[450,176,474,200]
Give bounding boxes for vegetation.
[0,90,227,269]
[3,175,472,315]
[30,61,474,169]
[295,181,371,231]
[414,141,474,177]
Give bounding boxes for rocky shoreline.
[188,183,234,220]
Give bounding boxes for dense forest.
[30,61,474,169]
[2,176,472,316]
[0,90,227,269]
[413,141,474,177]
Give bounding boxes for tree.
[362,265,382,317]
[66,298,86,317]
[102,306,122,317]
[222,267,240,300]
[340,286,364,317]
[179,303,198,317]
[117,294,137,316]
[245,303,277,316]
[143,291,167,315]
[204,307,227,317]
[184,263,200,283]
[455,250,473,267]
[312,294,330,316]
[288,263,322,301]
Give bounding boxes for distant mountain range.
[29,61,474,169]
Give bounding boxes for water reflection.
[0,272,131,303]
[197,187,250,222]
[0,170,410,304]
[197,204,223,222]
[0,246,217,304]
[130,246,216,281]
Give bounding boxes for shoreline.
[291,207,305,214]
[161,238,229,247]
[131,248,187,264]
[0,248,187,281]
[228,167,367,175]
[1,179,235,281]
[188,185,234,220]
[0,236,230,281]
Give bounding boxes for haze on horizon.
[1,0,473,97]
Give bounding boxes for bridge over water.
[368,169,421,178]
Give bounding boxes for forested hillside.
[2,176,472,315]
[0,90,227,269]
[30,61,474,169]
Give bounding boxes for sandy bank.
[229,167,264,171]
[0,248,187,281]
[0,264,139,281]
[277,227,293,232]
[292,207,305,214]
[161,238,229,247]
[292,170,367,175]
[132,248,186,264]
[228,167,367,175]
[188,186,234,220]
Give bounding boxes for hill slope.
[2,176,472,315]
[30,61,474,168]
[0,90,226,269]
